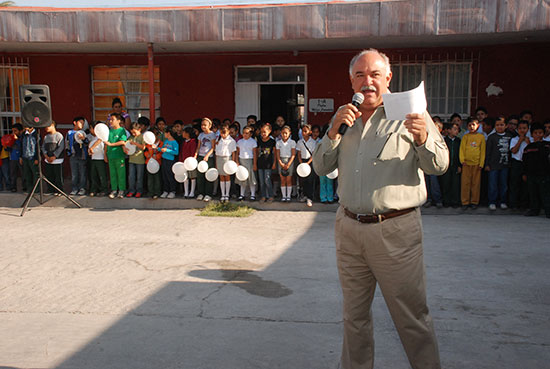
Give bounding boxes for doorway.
[260,84,304,128]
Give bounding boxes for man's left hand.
[404,113,428,146]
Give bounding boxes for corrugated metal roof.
[1,0,549,52]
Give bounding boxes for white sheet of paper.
[382,81,427,120]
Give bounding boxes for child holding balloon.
[160,126,179,199]
[144,134,163,199]
[179,126,198,198]
[125,122,146,198]
[236,126,257,201]
[104,113,127,199]
[296,124,317,207]
[215,124,237,202]
[87,121,109,197]
[195,118,217,202]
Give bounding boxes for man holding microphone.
[313,49,448,369]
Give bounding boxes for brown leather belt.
[343,207,415,223]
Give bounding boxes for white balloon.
[124,141,136,155]
[197,160,209,173]
[183,157,198,171]
[172,162,186,175]
[175,172,188,183]
[223,160,238,175]
[95,123,109,142]
[147,158,160,174]
[235,165,249,182]
[205,168,219,182]
[74,130,85,144]
[297,163,312,178]
[143,131,156,145]
[327,168,339,179]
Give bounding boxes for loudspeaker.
[19,84,52,128]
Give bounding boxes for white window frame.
[390,62,472,120]
[0,63,30,136]
[234,64,308,124]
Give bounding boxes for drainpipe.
[148,43,155,123]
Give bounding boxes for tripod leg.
[20,177,42,216]
[43,177,82,208]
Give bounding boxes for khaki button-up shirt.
[313,106,449,214]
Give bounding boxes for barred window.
[0,58,30,135]
[390,62,471,119]
[92,66,161,123]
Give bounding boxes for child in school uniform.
[195,118,217,202]
[87,121,109,196]
[125,122,146,198]
[459,117,486,209]
[179,126,198,198]
[144,135,163,199]
[275,125,296,202]
[296,124,317,207]
[0,136,10,191]
[215,124,237,202]
[42,121,65,195]
[160,126,179,199]
[508,120,530,209]
[236,126,258,201]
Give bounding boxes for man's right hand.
[328,103,362,140]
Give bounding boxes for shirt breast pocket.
[376,132,409,161]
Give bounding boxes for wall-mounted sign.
[309,98,334,113]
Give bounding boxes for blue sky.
[14,0,361,8]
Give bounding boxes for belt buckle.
[376,214,383,223]
[355,213,367,222]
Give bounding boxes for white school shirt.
[296,137,317,160]
[276,138,296,158]
[237,138,257,159]
[509,136,528,161]
[215,136,236,157]
[89,136,105,160]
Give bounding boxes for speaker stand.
[20,128,81,217]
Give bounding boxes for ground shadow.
[52,212,343,369]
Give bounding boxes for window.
[0,59,30,136]
[236,66,305,83]
[390,62,471,118]
[92,66,161,122]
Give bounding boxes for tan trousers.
[335,206,440,369]
[461,164,481,205]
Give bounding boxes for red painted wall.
[4,42,550,127]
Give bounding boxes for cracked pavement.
[0,207,549,369]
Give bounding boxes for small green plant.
[199,202,255,217]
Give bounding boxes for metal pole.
[148,43,155,123]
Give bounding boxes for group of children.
[427,108,550,218]
[0,111,331,207]
[1,104,548,216]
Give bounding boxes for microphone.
[338,92,365,135]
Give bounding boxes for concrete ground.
[0,203,549,369]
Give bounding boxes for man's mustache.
[361,85,377,92]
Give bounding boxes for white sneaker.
[306,198,313,207]
[70,190,78,195]
[160,191,168,198]
[500,203,508,210]
[196,194,204,201]
[489,204,496,211]
[78,188,86,195]
[167,192,176,199]
[108,191,116,199]
[204,195,212,202]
